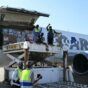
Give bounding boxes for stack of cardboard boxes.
[3,28,33,45]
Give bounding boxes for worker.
[20,61,42,88]
[11,61,23,88]
[46,24,54,45]
[20,61,34,88]
[46,24,50,31]
[17,62,23,80]
[33,24,41,43]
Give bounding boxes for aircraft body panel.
[57,30,88,52]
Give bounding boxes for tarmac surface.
[0,83,11,88]
[0,82,88,88]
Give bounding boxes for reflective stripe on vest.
[34,28,41,32]
[21,69,31,82]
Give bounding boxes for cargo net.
[35,82,88,88]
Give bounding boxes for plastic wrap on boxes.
[3,28,33,44]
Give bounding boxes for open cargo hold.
[0,6,49,48]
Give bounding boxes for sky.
[0,0,88,34]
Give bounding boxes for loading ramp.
[3,42,62,53]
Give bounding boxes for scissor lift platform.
[2,42,63,69]
[3,42,62,54]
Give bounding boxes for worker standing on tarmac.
[20,61,34,88]
[17,62,23,80]
[11,61,23,88]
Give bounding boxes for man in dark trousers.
[46,24,54,45]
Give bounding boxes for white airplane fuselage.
[57,30,88,75]
[42,28,88,75]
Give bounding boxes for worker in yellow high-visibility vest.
[11,61,23,88]
[20,62,34,88]
[33,24,41,43]
[17,62,23,80]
